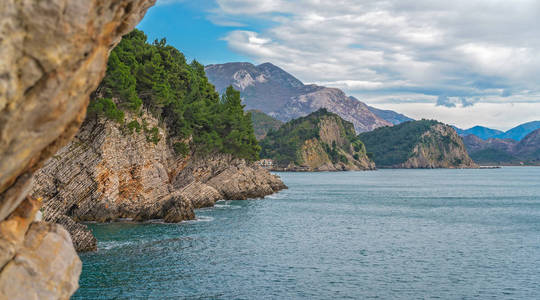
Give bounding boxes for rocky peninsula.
[32,112,286,252]
[260,109,375,171]
[359,120,477,169]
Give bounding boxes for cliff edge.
[32,112,286,252]
[0,0,155,298]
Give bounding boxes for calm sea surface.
[74,167,540,299]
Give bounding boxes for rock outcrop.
[0,0,155,298]
[398,124,477,168]
[360,120,477,168]
[205,62,392,133]
[260,109,375,171]
[32,112,286,252]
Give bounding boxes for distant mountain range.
[462,128,540,165]
[454,121,540,141]
[205,62,413,133]
[367,106,413,125]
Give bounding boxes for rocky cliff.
[0,0,155,298]
[360,120,476,168]
[32,111,286,252]
[260,109,375,171]
[205,62,392,133]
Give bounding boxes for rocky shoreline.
[31,114,286,252]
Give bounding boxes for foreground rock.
[0,0,154,298]
[32,113,287,252]
[360,120,477,169]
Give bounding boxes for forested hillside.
[359,120,475,168]
[260,109,374,171]
[89,29,259,161]
[249,110,283,140]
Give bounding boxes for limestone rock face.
[0,222,82,300]
[0,0,156,212]
[206,162,288,200]
[178,182,222,209]
[398,124,477,169]
[32,113,287,251]
[261,109,375,171]
[360,120,477,169]
[33,113,177,224]
[0,0,155,298]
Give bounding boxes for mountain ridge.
[205,62,397,133]
[455,121,540,141]
[463,128,540,165]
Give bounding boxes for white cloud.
[374,102,540,131]
[209,0,540,127]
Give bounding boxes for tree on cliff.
[89,29,260,161]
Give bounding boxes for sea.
[74,167,540,299]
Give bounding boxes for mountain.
[359,120,476,168]
[462,135,520,165]
[453,125,504,140]
[249,110,283,140]
[260,109,375,171]
[496,121,540,141]
[205,62,393,133]
[514,128,540,162]
[454,121,540,141]
[462,129,540,165]
[367,105,414,125]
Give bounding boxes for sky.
[138,0,540,131]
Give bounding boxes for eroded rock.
[32,112,287,251]
[0,222,82,300]
[0,0,155,298]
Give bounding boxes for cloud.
[436,95,455,108]
[460,97,477,107]
[209,0,540,109]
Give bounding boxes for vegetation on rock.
[89,29,259,161]
[359,120,439,166]
[260,109,373,170]
[359,120,475,168]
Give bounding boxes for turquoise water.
[74,167,540,299]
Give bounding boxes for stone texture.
[179,182,222,209]
[32,113,287,251]
[0,0,155,298]
[0,222,82,300]
[207,163,288,200]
